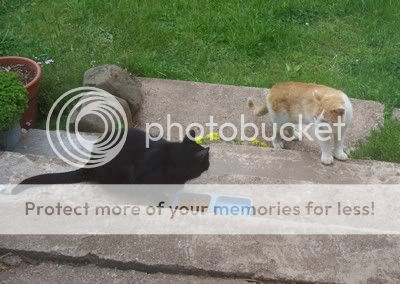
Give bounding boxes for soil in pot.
[0,63,36,85]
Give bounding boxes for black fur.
[19,128,209,185]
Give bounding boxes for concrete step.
[201,143,400,184]
[0,260,247,284]
[1,235,400,283]
[137,78,385,153]
[4,140,400,185]
[13,129,97,159]
[2,133,400,283]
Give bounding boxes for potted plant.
[0,56,42,129]
[0,72,28,150]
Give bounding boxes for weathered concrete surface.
[14,78,385,156]
[5,143,400,185]
[1,78,395,283]
[13,77,388,158]
[1,235,400,283]
[393,108,400,121]
[137,78,384,153]
[198,143,400,184]
[13,129,98,161]
[2,141,400,283]
[0,151,73,184]
[0,262,246,284]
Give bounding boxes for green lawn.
[1,0,400,161]
[351,119,400,163]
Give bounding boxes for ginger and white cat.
[247,82,353,165]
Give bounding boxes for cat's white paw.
[272,140,284,149]
[321,155,334,165]
[334,151,348,161]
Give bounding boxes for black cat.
[19,129,209,186]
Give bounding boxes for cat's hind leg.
[270,113,288,149]
[315,125,334,165]
[333,126,349,161]
[271,123,284,149]
[334,95,352,161]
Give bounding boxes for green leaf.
[0,72,28,130]
[294,65,302,72]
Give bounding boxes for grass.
[1,0,399,161]
[351,119,400,163]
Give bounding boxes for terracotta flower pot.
[0,56,42,129]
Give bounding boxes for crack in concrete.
[0,247,335,284]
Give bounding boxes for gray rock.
[83,65,143,115]
[69,95,134,133]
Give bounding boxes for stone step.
[0,261,247,284]
[1,235,399,283]
[137,78,384,153]
[4,140,400,185]
[13,129,97,159]
[2,134,400,283]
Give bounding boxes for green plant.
[0,72,28,130]
[250,139,269,148]
[350,119,400,163]
[195,132,220,145]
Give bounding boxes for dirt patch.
[0,63,36,85]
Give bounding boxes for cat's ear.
[195,147,209,161]
[313,91,324,101]
[333,108,345,116]
[184,130,196,144]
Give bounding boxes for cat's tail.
[247,97,268,116]
[14,169,87,194]
[20,169,86,184]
